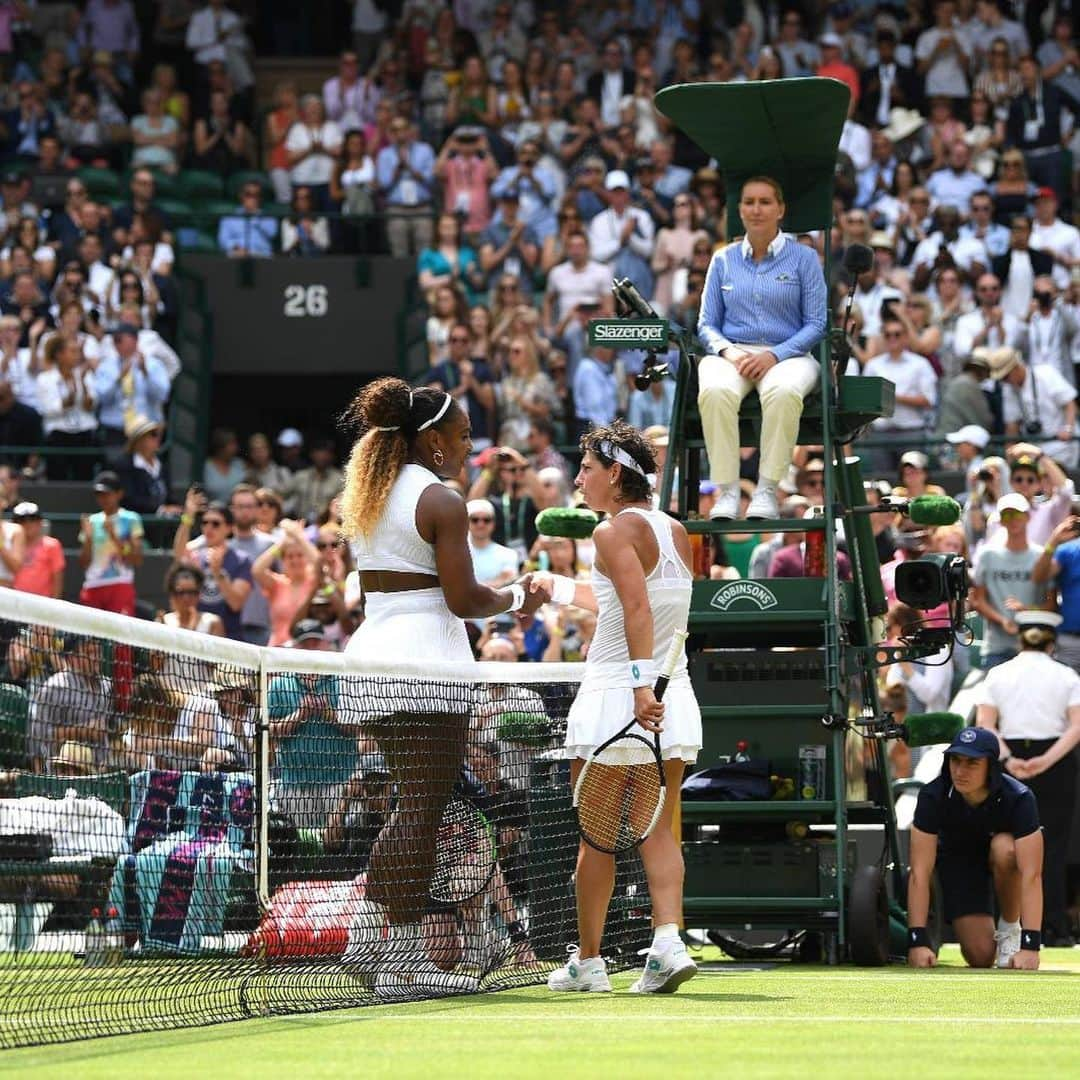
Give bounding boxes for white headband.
[594,438,646,477]
[373,389,452,433]
[416,392,453,432]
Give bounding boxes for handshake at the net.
[514,571,556,617]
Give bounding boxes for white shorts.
[562,678,702,763]
[342,587,475,722]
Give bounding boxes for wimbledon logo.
[709,581,779,612]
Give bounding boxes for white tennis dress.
[345,463,474,718]
[563,507,701,762]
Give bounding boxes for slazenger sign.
[588,319,668,348]
[709,581,779,611]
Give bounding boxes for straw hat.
[884,107,924,143]
[51,741,94,773]
[986,346,1021,380]
[125,414,163,453]
[209,664,258,695]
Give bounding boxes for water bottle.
[104,906,124,966]
[803,505,826,577]
[84,908,105,968]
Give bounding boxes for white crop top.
[350,463,440,575]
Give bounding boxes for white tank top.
[582,507,692,690]
[350,463,440,575]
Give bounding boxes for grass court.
[5,946,1080,1078]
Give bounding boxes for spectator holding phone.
[1031,510,1080,671]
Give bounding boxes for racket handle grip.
[654,629,688,702]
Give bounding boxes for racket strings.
[576,753,663,853]
[430,800,496,903]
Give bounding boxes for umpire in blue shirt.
[908,726,1043,970]
[697,176,827,521]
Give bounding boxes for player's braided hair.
[581,419,655,504]
[340,378,457,538]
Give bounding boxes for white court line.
[273,1013,1080,1025]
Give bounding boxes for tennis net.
[0,589,650,1048]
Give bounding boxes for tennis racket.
[428,798,498,904]
[573,629,688,855]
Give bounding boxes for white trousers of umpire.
[698,349,820,485]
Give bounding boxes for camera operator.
[1031,509,1080,671]
[976,611,1080,946]
[971,493,1053,668]
[908,726,1043,970]
[992,347,1078,469]
[962,455,1006,552]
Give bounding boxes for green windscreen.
[655,78,850,235]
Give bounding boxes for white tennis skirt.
[342,587,475,722]
[562,678,702,763]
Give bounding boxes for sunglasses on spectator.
[1011,472,1040,484]
[172,588,200,597]
[450,335,470,344]
[499,284,518,292]
[469,515,494,523]
[1000,509,1026,520]
[316,540,338,549]
[255,499,278,507]
[883,330,904,339]
[501,465,525,473]
[203,518,226,527]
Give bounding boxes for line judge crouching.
[697,176,827,521]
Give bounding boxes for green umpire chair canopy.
[655,78,851,236]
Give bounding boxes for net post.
[256,650,270,911]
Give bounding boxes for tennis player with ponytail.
[530,420,702,993]
[340,377,544,999]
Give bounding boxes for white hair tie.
[416,392,453,432]
[373,426,401,432]
[595,438,646,477]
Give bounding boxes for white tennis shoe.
[995,920,1022,969]
[546,947,611,992]
[630,941,698,993]
[709,484,740,520]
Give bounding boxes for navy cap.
[946,726,1001,760]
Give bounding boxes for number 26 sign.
[283,284,329,317]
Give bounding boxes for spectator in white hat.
[971,492,1051,668]
[945,424,991,472]
[587,170,656,299]
[466,498,519,593]
[276,427,306,474]
[992,346,1077,468]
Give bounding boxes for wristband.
[268,544,282,558]
[1021,929,1041,951]
[550,625,565,638]
[629,659,655,688]
[1045,543,1056,555]
[549,574,576,606]
[505,583,525,612]
[180,514,193,526]
[907,927,931,949]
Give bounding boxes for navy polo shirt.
[913,770,1040,854]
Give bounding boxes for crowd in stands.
[1,4,1080,787]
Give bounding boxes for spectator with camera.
[911,205,990,291]
[907,726,1042,970]
[1025,275,1078,386]
[172,490,254,642]
[992,346,1078,468]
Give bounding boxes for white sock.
[755,478,778,494]
[652,923,680,949]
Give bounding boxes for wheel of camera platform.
[848,864,890,966]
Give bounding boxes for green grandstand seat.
[226,171,272,201]
[178,169,225,204]
[154,196,194,222]
[77,166,121,200]
[123,168,181,200]
[0,682,29,768]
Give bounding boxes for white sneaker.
[709,485,740,520]
[375,961,478,1002]
[630,941,698,994]
[546,946,611,992]
[995,921,1022,969]
[746,485,779,520]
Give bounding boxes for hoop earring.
[433,448,445,467]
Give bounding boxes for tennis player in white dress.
[530,420,702,994]
[340,377,544,1000]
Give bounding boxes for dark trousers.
[1010,738,1077,938]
